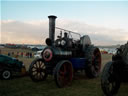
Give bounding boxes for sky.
[0,0,128,45]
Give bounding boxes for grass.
[0,48,128,96]
[0,77,102,96]
[0,76,128,96]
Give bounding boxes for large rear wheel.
[54,60,73,88]
[85,46,101,78]
[101,61,120,96]
[29,58,47,82]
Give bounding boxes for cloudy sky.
[1,0,128,45]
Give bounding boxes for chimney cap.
[48,15,57,19]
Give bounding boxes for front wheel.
[2,70,12,80]
[29,58,48,82]
[101,61,120,96]
[54,60,73,88]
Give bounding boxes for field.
[0,48,128,96]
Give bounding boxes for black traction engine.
[101,42,128,96]
[29,15,101,88]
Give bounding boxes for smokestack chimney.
[48,15,57,44]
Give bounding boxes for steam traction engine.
[29,15,101,88]
[101,42,128,96]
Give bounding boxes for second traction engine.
[29,15,101,88]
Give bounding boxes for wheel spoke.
[32,67,37,71]
[63,64,66,73]
[32,70,37,72]
[36,62,39,68]
[39,61,43,68]
[59,71,65,76]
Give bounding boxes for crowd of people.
[7,51,34,58]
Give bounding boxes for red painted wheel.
[29,58,47,82]
[85,46,101,78]
[54,60,73,88]
[92,48,101,73]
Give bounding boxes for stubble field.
[0,48,128,96]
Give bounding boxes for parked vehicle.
[34,50,43,58]
[0,55,26,80]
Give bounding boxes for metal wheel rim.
[31,60,46,80]
[2,70,11,79]
[57,62,73,87]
